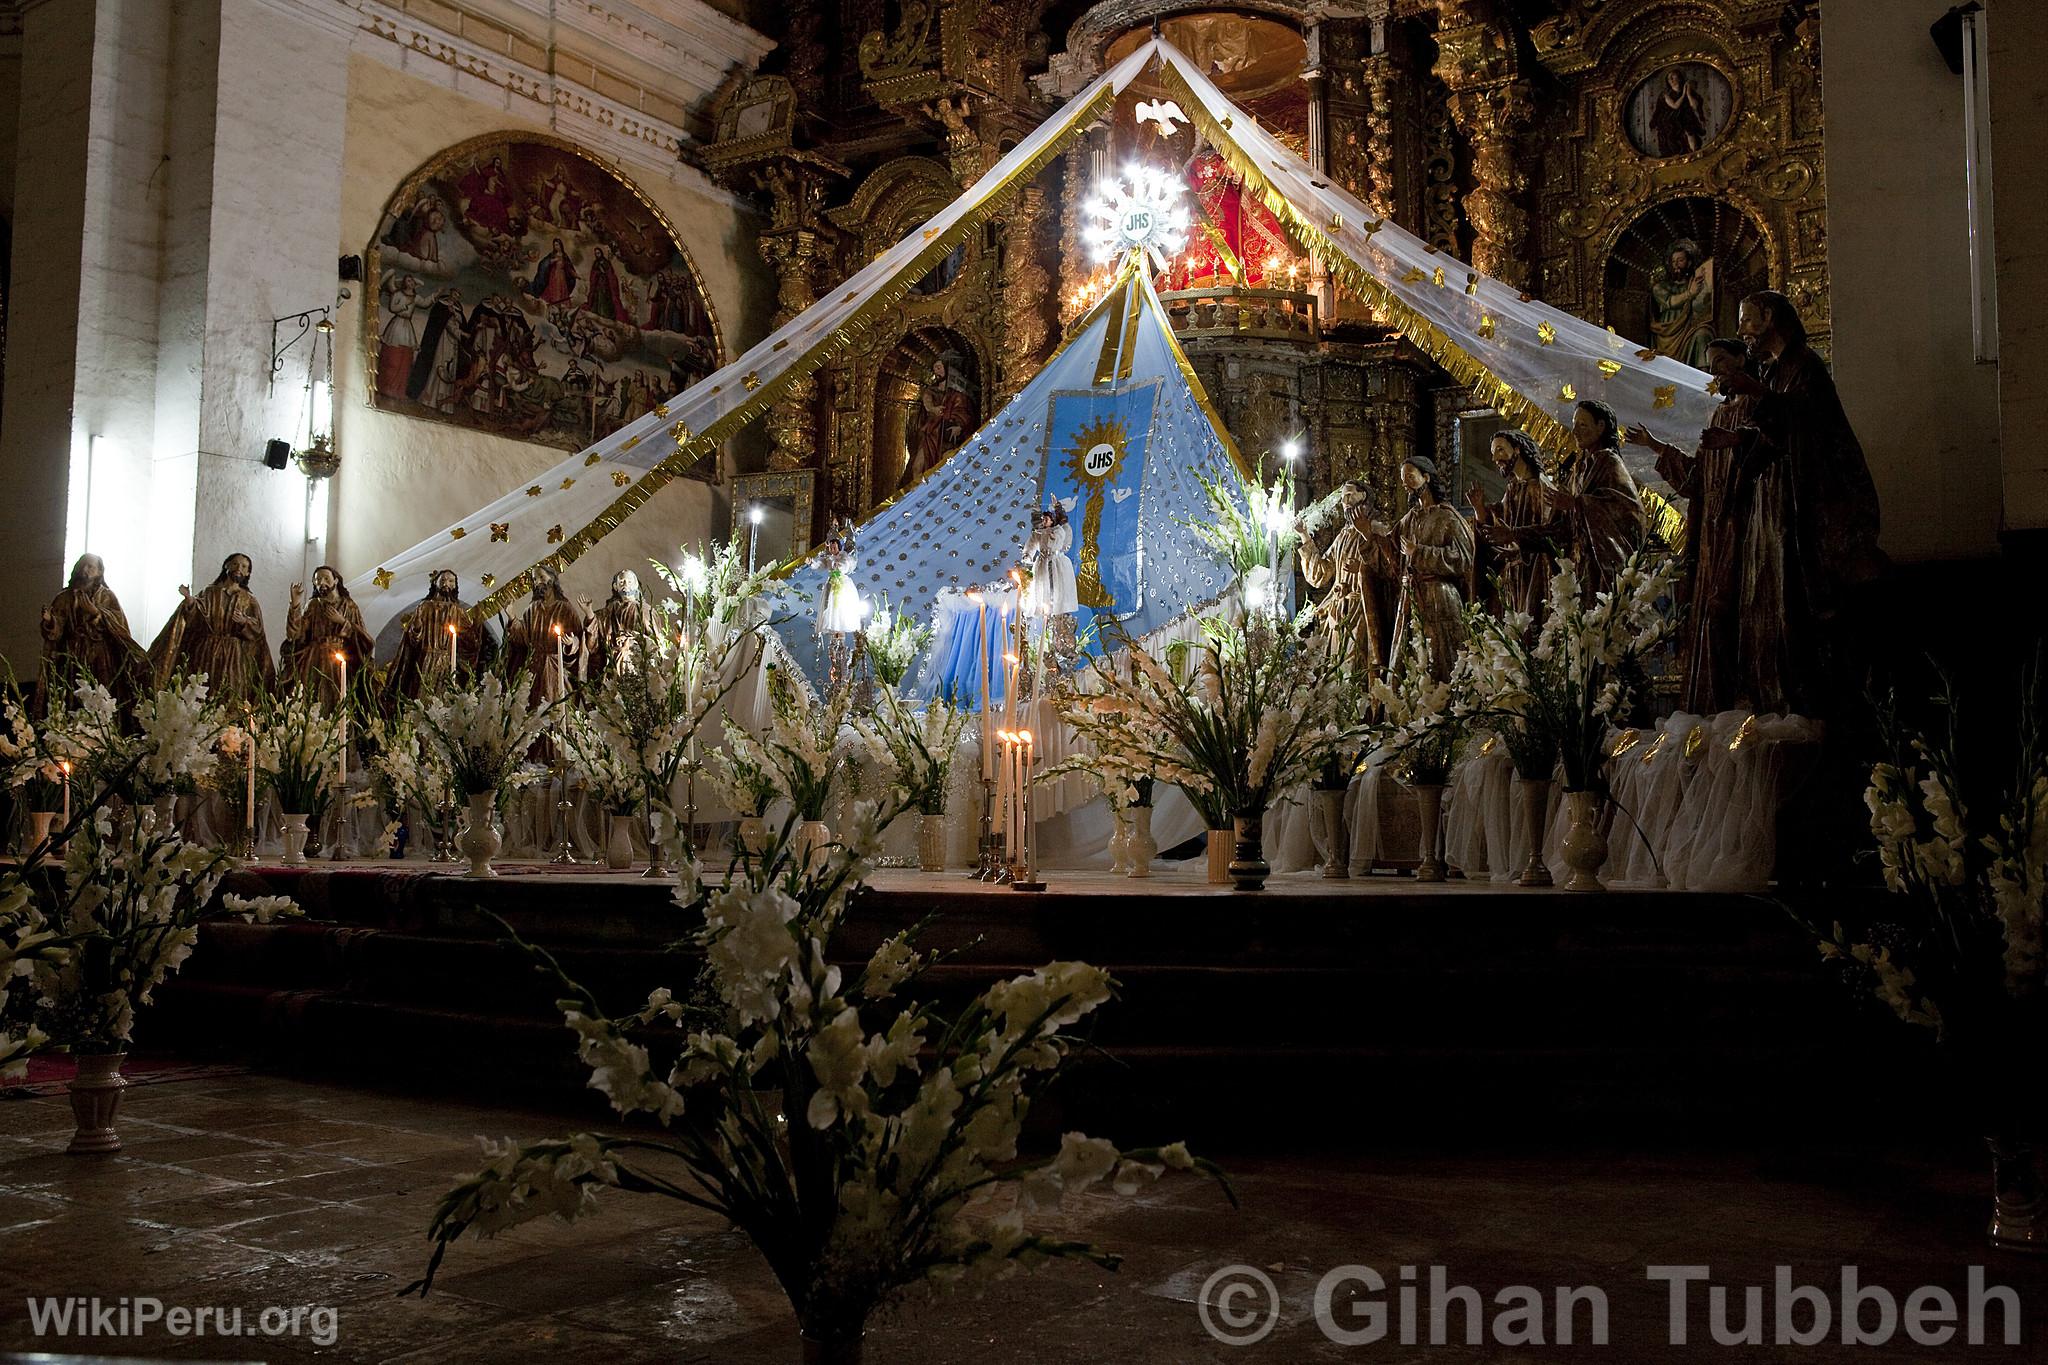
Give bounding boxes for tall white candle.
[552,622,565,701]
[244,732,255,832]
[446,621,458,678]
[60,760,70,829]
[334,651,348,787]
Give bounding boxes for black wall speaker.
[263,438,292,470]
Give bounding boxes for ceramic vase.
[604,812,636,869]
[1127,806,1156,878]
[1228,809,1269,892]
[1205,828,1233,885]
[1106,815,1131,876]
[1559,789,1607,892]
[1313,789,1349,879]
[460,793,500,878]
[280,813,311,866]
[798,819,833,872]
[1516,777,1554,887]
[66,1052,128,1154]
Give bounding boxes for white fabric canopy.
[348,36,1715,638]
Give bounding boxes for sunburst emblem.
[1083,166,1191,270]
[1061,417,1130,610]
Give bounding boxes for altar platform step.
[149,864,1926,1144]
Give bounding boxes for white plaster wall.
[1989,0,2048,531]
[330,52,772,616]
[1822,0,2003,561]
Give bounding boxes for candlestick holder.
[549,759,579,863]
[969,778,996,879]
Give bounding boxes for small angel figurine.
[816,519,863,636]
[1020,501,1080,659]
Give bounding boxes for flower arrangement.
[1057,613,1363,828]
[1186,460,1299,583]
[253,684,345,813]
[418,672,554,801]
[1,700,67,811]
[553,704,645,817]
[705,719,781,819]
[1367,615,1464,786]
[1453,552,1673,793]
[35,676,221,803]
[863,598,932,690]
[358,708,454,827]
[863,692,966,816]
[408,800,1229,1360]
[758,667,853,822]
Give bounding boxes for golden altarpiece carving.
[696,0,1828,537]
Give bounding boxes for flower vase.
[460,793,500,878]
[151,793,177,836]
[604,813,636,870]
[798,819,833,872]
[66,1052,128,1154]
[1411,782,1446,883]
[1313,789,1349,879]
[1516,777,1555,887]
[918,813,947,871]
[641,810,670,879]
[1228,810,1269,892]
[1988,1136,2048,1252]
[29,811,56,856]
[280,813,311,866]
[1204,828,1233,885]
[736,815,768,860]
[1559,789,1607,892]
[1127,805,1156,878]
[1106,814,1131,876]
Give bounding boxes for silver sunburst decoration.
[1082,165,1192,270]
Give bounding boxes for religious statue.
[1383,456,1475,682]
[1649,67,1711,157]
[382,569,490,705]
[815,521,863,684]
[1629,339,1752,714]
[1466,429,1556,624]
[1720,290,1886,714]
[1650,240,1715,370]
[1549,401,1646,602]
[1018,503,1079,658]
[581,569,650,680]
[36,553,143,714]
[1296,481,1392,680]
[903,353,973,492]
[148,553,275,704]
[504,572,585,705]
[280,566,375,705]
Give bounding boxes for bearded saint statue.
[280,565,376,705]
[382,569,491,705]
[36,553,144,713]
[1296,481,1393,680]
[148,552,275,703]
[581,569,650,681]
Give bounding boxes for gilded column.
[999,183,1052,401]
[756,230,823,471]
[1432,1,1536,290]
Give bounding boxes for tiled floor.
[3,1071,2046,1362]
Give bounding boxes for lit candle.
[59,760,70,830]
[244,730,255,832]
[1018,728,1035,878]
[552,622,565,701]
[446,621,459,678]
[334,651,348,788]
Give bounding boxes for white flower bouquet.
[863,598,933,689]
[407,801,1229,1356]
[862,692,966,816]
[35,677,222,803]
[705,719,781,819]
[759,667,852,822]
[1367,613,1465,785]
[555,703,645,817]
[419,672,554,801]
[1453,551,1673,793]
[254,684,345,813]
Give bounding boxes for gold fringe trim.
[471,81,1121,621]
[1156,63,1686,552]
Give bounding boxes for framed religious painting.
[1624,61,1737,161]
[364,133,722,464]
[731,470,817,574]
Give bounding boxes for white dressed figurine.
[816,530,864,636]
[1020,503,1078,617]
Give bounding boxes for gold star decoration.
[526,485,543,497]
[1477,314,1497,339]
[772,339,789,352]
[1518,292,1535,303]
[449,527,466,540]
[922,227,939,241]
[480,573,495,589]
[584,453,601,466]
[743,371,761,391]
[489,522,509,542]
[653,403,668,418]
[1636,347,1658,362]
[1423,243,1439,256]
[546,524,564,544]
[1464,273,1479,296]
[612,471,631,487]
[1431,266,1445,288]
[1536,321,1557,345]
[1360,218,1384,239]
[560,477,576,490]
[1559,383,1577,401]
[670,419,693,444]
[373,567,394,590]
[1328,212,1341,233]
[1597,359,1622,379]
[1400,267,1427,284]
[1704,377,1722,396]
[1653,384,1678,408]
[621,435,640,452]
